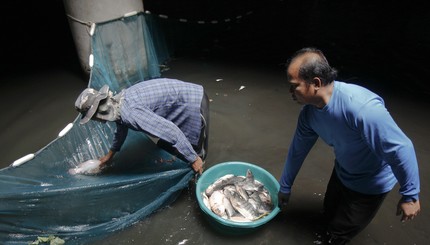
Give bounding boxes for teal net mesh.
[0,12,193,244]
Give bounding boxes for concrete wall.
[63,0,144,75]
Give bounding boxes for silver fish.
[202,192,211,210]
[68,159,101,175]
[235,169,264,192]
[203,169,274,222]
[229,214,251,222]
[258,188,272,206]
[249,191,273,215]
[209,190,227,219]
[235,183,249,201]
[223,194,236,218]
[205,174,236,196]
[224,188,260,221]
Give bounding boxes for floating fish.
[68,159,101,175]
[202,169,274,222]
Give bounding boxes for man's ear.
[312,77,322,90]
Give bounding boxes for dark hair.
[286,47,338,85]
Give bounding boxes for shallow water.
[1,57,429,244]
[1,1,429,243]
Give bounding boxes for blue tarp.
[0,12,194,244]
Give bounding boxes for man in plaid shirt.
[75,78,209,174]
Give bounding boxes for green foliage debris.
[29,235,65,245]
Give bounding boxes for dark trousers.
[194,92,210,160]
[157,91,209,161]
[323,167,388,244]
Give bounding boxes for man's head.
[286,47,337,107]
[75,85,109,124]
[286,47,337,86]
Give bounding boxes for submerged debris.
[30,235,65,245]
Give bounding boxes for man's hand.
[278,191,291,212]
[99,150,115,169]
[191,156,204,175]
[396,198,420,222]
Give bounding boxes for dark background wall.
[1,1,80,76]
[2,0,429,96]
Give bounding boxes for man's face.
[287,59,313,105]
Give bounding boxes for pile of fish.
[201,169,274,222]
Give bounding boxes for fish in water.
[202,169,274,222]
[68,159,102,175]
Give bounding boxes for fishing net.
[0,12,194,244]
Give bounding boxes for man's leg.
[323,167,388,244]
[194,92,209,160]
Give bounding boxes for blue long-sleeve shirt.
[111,78,204,163]
[280,81,420,201]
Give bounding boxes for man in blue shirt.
[75,78,209,175]
[278,47,421,244]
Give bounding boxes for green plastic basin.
[195,161,280,235]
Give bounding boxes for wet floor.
[1,1,430,243]
[1,56,429,244]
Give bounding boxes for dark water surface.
[1,57,429,244]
